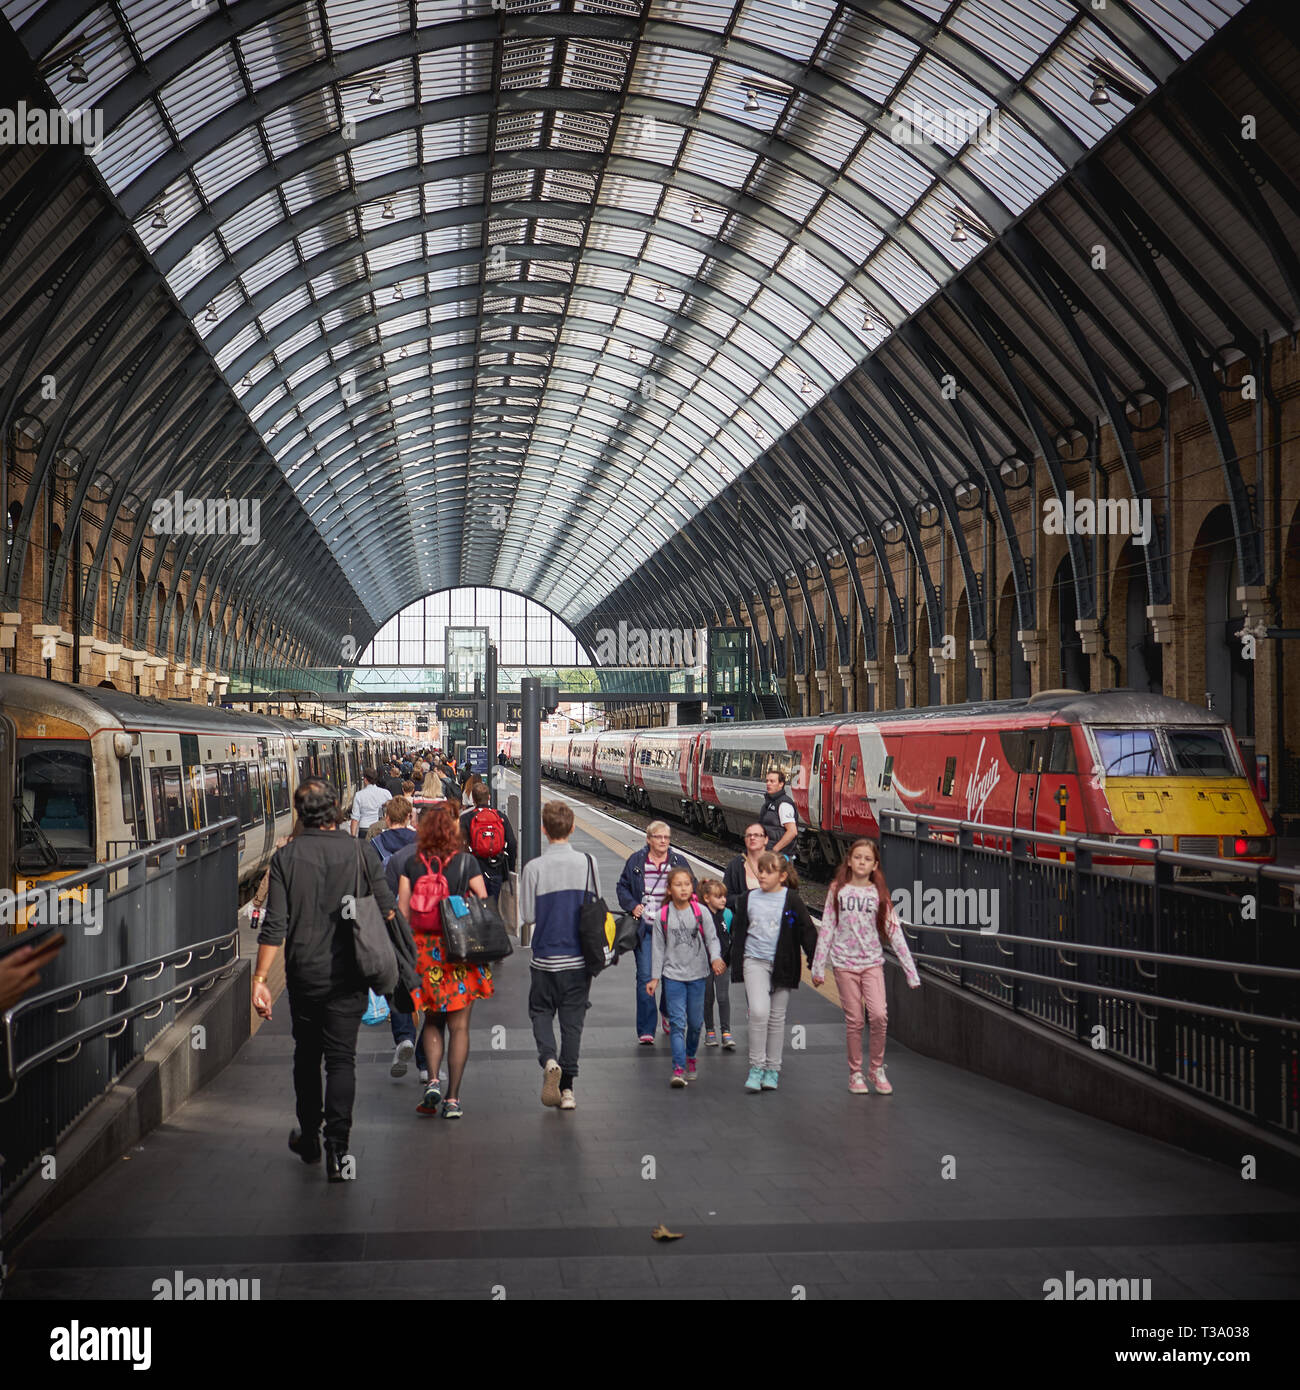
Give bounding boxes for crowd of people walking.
[252,747,919,1181]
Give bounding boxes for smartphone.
[0,924,64,959]
[447,895,470,918]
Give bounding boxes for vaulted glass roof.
[5,0,1244,627]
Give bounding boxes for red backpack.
[469,808,506,860]
[409,854,451,932]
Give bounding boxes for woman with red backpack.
[397,805,492,1119]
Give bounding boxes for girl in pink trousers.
[811,839,920,1095]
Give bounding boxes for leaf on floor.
[651,1224,683,1241]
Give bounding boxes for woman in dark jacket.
[723,823,769,910]
[728,852,818,1094]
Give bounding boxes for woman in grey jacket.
[646,867,726,1087]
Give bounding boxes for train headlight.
[1233,837,1270,857]
[113,732,133,759]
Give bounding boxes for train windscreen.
[1165,727,1239,776]
[16,741,95,869]
[1090,728,1167,777]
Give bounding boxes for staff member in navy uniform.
[759,768,799,856]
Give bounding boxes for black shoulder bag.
[440,854,514,964]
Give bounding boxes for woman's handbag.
[613,912,640,959]
[439,856,514,964]
[578,854,617,976]
[350,844,399,995]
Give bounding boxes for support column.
[970,639,993,699]
[837,664,854,713]
[793,673,809,717]
[520,677,541,872]
[894,654,914,708]
[814,669,831,714]
[929,646,954,705]
[1017,630,1044,692]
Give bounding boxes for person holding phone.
[0,929,66,1012]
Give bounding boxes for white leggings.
[743,958,790,1071]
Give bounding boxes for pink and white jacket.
[812,881,921,987]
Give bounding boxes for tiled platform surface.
[7,787,1299,1300]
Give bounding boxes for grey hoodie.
[650,899,724,982]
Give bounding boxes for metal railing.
[879,810,1300,1138]
[0,819,240,1200]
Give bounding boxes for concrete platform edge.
[3,959,252,1256]
[885,963,1300,1190]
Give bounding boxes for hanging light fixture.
[150,204,168,230]
[655,285,666,304]
[744,89,759,112]
[393,283,404,301]
[1088,74,1111,106]
[861,306,874,331]
[800,375,812,396]
[951,215,968,243]
[205,302,218,323]
[691,205,704,225]
[66,52,88,84]
[368,82,384,105]
[381,198,395,220]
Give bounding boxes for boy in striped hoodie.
[518,800,598,1112]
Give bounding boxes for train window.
[1047,728,1078,774]
[739,750,754,778]
[120,759,136,829]
[999,730,1026,772]
[248,764,265,825]
[130,759,146,841]
[297,756,311,783]
[847,755,859,789]
[879,754,893,792]
[1166,728,1237,776]
[201,766,220,823]
[271,760,290,815]
[1091,728,1167,777]
[219,765,238,824]
[150,768,187,839]
[16,741,95,869]
[941,756,957,797]
[812,744,821,774]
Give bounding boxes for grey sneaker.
[390,1040,415,1078]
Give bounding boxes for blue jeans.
[663,977,707,1070]
[634,926,660,1037]
[389,1008,428,1071]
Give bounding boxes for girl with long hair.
[811,839,920,1095]
[397,805,492,1119]
[726,852,818,1094]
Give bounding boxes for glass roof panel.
[0,0,1241,625]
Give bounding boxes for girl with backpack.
[728,853,818,1094]
[811,839,920,1095]
[645,867,727,1087]
[397,805,492,1119]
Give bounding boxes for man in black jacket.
[253,781,399,1181]
[460,783,517,899]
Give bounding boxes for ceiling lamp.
[691,205,704,225]
[204,302,218,323]
[66,52,88,84]
[861,306,873,331]
[800,375,812,396]
[655,285,666,304]
[1088,74,1111,106]
[951,215,968,243]
[381,198,395,220]
[744,89,759,112]
[368,82,384,105]
[150,204,167,230]
[393,283,403,300]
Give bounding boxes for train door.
[257,740,274,859]
[829,733,849,833]
[809,733,826,829]
[181,734,203,829]
[1009,727,1051,842]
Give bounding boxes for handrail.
[0,928,240,1103]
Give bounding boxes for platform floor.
[7,785,1300,1300]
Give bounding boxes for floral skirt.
[411,931,494,1014]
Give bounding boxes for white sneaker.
[418,1068,429,1083]
[559,1089,576,1110]
[541,1059,562,1107]
[390,1040,415,1078]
